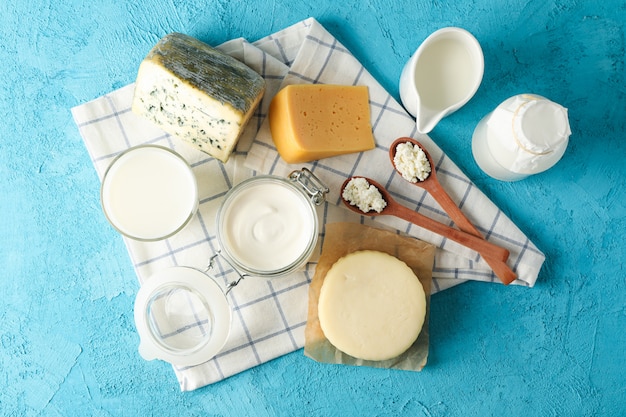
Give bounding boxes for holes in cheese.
[318,250,426,362]
[268,84,375,164]
[132,33,266,163]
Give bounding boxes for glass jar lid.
[133,267,231,367]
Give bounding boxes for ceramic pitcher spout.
[415,104,448,134]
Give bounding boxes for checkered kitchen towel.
[71,17,545,391]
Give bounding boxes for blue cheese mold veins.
[131,33,266,162]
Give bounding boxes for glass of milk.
[100,145,198,241]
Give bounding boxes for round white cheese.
[318,250,426,361]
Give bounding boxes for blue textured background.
[1,0,625,416]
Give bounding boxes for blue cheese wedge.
[132,33,266,162]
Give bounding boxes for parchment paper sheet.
[304,222,435,371]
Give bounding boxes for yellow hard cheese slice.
[318,250,426,361]
[268,84,375,164]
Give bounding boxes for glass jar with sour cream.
[216,168,328,278]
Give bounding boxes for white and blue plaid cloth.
[71,17,545,391]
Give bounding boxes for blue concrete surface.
[1,0,624,416]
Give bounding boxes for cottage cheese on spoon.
[342,177,387,213]
[393,141,432,183]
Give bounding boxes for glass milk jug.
[472,94,571,181]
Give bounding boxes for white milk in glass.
[101,145,198,241]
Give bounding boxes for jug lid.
[513,96,571,155]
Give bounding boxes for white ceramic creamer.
[400,27,484,133]
[472,94,571,181]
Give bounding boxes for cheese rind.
[132,33,266,162]
[318,250,426,361]
[268,84,375,163]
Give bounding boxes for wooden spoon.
[389,137,517,284]
[340,176,509,263]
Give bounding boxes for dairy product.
[472,94,571,181]
[101,146,198,240]
[399,27,484,133]
[132,33,266,163]
[318,250,426,361]
[414,38,479,111]
[268,84,375,163]
[342,177,387,213]
[393,141,432,182]
[218,177,317,274]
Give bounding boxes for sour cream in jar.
[216,175,320,277]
